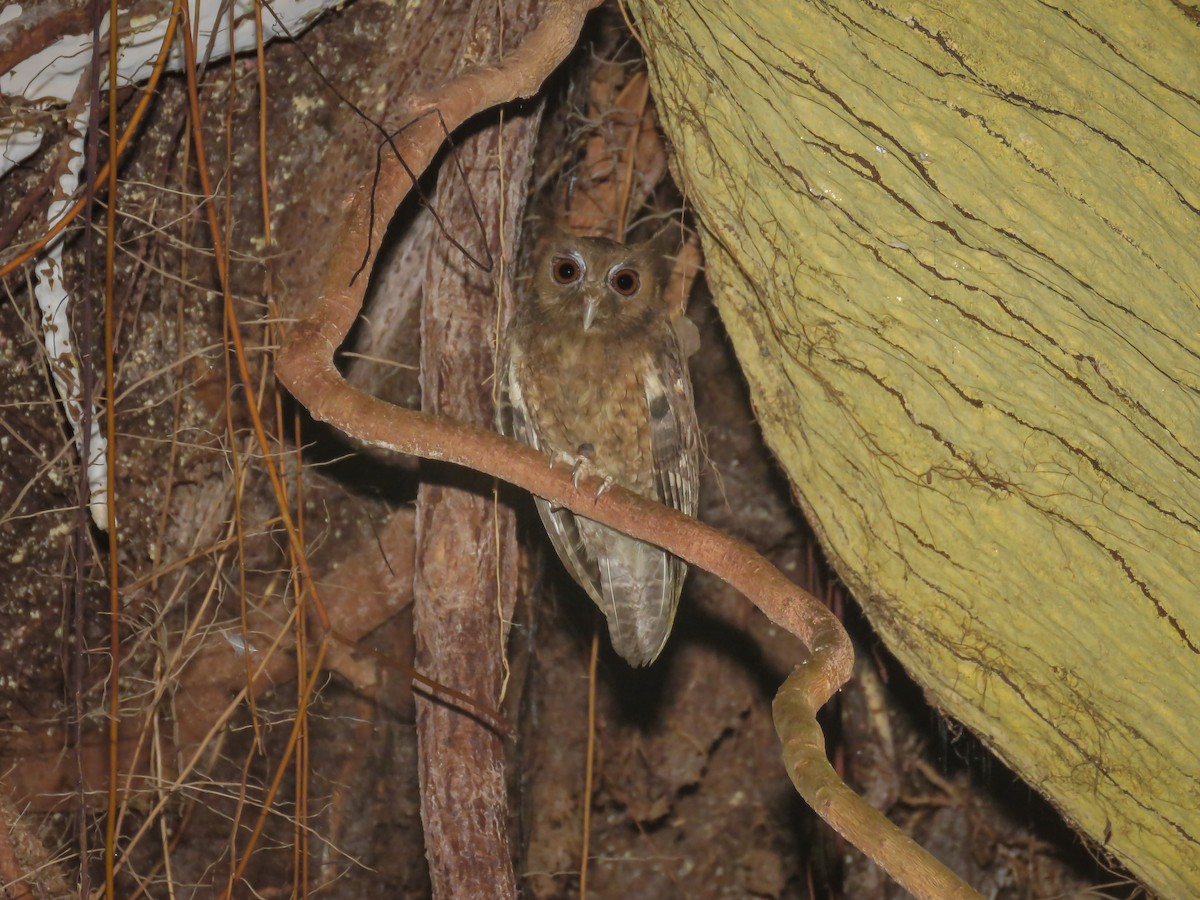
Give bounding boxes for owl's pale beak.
[582,295,602,331]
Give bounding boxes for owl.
[497,231,700,666]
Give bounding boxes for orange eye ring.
[551,255,582,284]
[609,267,640,296]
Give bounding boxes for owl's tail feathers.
[579,519,685,667]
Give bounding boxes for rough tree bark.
[627,1,1200,895]
[411,3,543,896]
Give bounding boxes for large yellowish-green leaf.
[628,0,1200,894]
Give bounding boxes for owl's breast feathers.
[499,307,700,666]
[502,311,694,499]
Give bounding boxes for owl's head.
[529,233,671,334]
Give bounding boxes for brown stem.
[774,675,982,899]
[280,0,848,694]
[274,1,979,897]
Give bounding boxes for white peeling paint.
[1,123,44,177]
[3,0,345,532]
[32,102,110,530]
[0,18,99,100]
[1,0,343,170]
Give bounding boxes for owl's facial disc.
[582,262,643,330]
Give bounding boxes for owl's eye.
[552,256,582,284]
[609,267,640,296]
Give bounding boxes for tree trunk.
[412,2,543,897]
[627,1,1200,895]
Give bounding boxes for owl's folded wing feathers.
[498,340,698,666]
[645,343,700,517]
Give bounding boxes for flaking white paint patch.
[32,102,110,530]
[1,0,343,169]
[0,27,95,101]
[1,124,44,177]
[3,0,343,532]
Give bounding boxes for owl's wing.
[645,342,700,517]
[576,515,677,666]
[498,335,700,667]
[535,502,647,662]
[494,337,525,443]
[569,343,701,666]
[568,342,700,664]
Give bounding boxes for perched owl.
[498,232,700,666]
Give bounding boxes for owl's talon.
[595,476,615,499]
[569,444,600,491]
[571,461,588,490]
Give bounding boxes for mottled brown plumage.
[498,232,700,666]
